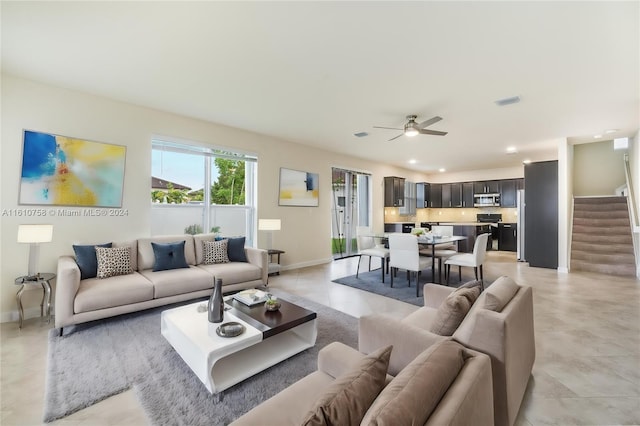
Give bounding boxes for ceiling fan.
[374,115,448,141]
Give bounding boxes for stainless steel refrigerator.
[517,189,525,261]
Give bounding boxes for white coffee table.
[161,299,317,393]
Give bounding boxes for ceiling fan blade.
[419,129,448,136]
[416,116,442,129]
[373,126,403,131]
[388,133,404,141]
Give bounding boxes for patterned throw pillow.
[96,246,133,279]
[203,240,229,264]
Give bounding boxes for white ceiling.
[2,1,639,174]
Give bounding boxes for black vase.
[208,278,224,323]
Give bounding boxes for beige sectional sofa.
[231,339,494,426]
[55,233,268,334]
[359,276,535,426]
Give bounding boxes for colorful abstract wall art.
[278,167,319,207]
[19,130,126,207]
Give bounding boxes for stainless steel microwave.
[474,193,500,207]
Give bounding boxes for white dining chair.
[444,233,490,286]
[388,233,432,297]
[356,226,390,283]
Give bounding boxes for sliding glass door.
[331,168,371,258]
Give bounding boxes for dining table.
[416,235,467,283]
[369,233,467,284]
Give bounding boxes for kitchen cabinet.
[384,176,405,207]
[416,182,430,208]
[399,181,416,215]
[474,180,500,194]
[516,178,525,191]
[441,183,452,208]
[451,183,463,207]
[500,179,517,207]
[462,182,474,208]
[429,183,442,208]
[498,223,517,251]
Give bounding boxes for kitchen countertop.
[440,222,499,227]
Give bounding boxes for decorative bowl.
[265,300,281,311]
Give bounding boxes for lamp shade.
[17,224,54,243]
[258,219,281,231]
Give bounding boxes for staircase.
[571,196,636,276]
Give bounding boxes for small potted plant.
[265,294,281,312]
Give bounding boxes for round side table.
[14,272,55,329]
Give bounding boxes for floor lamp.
[17,224,54,279]
[258,219,281,251]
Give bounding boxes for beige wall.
[0,73,430,322]
[573,140,626,196]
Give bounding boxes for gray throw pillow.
[429,286,481,336]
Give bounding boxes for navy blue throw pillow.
[227,237,247,262]
[73,243,113,280]
[152,241,190,272]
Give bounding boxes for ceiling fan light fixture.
[404,127,419,137]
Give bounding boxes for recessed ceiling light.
[522,159,532,164]
[408,159,417,164]
[605,129,618,134]
[594,134,603,139]
[439,168,446,172]
[506,146,517,154]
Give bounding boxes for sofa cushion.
[227,237,248,262]
[361,340,466,426]
[429,285,480,336]
[196,262,262,285]
[193,233,218,265]
[138,235,196,270]
[151,241,190,271]
[204,240,229,264]
[96,246,134,279]
[140,266,213,298]
[74,272,154,313]
[73,242,112,279]
[484,276,519,312]
[301,345,392,426]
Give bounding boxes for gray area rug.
[333,266,497,306]
[44,290,357,425]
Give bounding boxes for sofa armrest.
[55,255,81,328]
[317,342,366,379]
[245,247,268,285]
[423,283,456,308]
[359,314,449,376]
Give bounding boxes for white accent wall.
[0,73,433,322]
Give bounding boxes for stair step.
[574,209,629,219]
[571,241,635,255]
[570,259,636,277]
[572,233,633,244]
[574,202,628,212]
[572,224,631,235]
[572,217,631,227]
[571,250,635,264]
[574,196,628,205]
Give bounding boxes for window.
[151,140,257,244]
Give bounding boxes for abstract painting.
[19,130,126,207]
[278,167,319,207]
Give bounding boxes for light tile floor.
[1,251,639,425]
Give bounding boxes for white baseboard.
[281,257,333,272]
[0,306,48,324]
[557,267,569,274]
